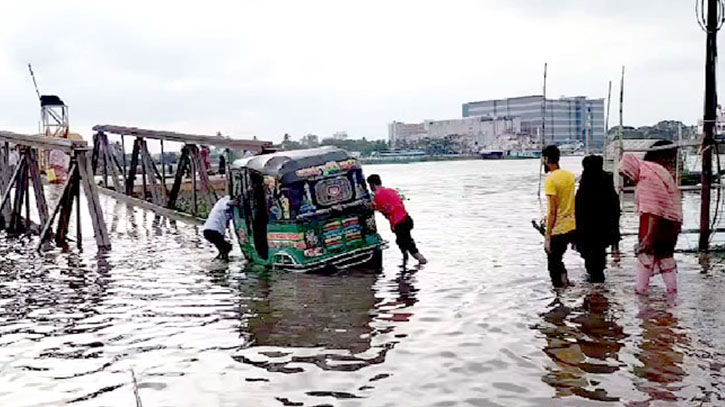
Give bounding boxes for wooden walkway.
[90,125,272,217]
[0,131,110,251]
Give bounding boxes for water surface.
[1,157,724,406]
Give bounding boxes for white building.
[388,116,521,152]
[388,121,427,147]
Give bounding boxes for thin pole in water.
[160,139,166,189]
[618,66,624,148]
[538,62,547,200]
[603,80,612,163]
[585,107,591,155]
[614,66,625,209]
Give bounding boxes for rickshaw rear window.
[314,176,353,206]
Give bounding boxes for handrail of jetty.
[89,124,273,222]
[0,130,110,251]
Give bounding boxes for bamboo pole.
[537,62,547,200]
[603,80,612,163]
[614,66,625,203]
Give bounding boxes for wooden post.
[188,144,217,210]
[121,135,127,182]
[92,133,100,175]
[76,151,111,250]
[167,147,190,210]
[161,139,166,189]
[126,138,141,196]
[23,153,31,231]
[0,155,26,214]
[224,148,231,195]
[103,145,109,189]
[140,140,163,206]
[28,149,49,227]
[8,156,27,234]
[36,163,76,250]
[141,142,148,201]
[55,163,77,246]
[191,148,198,216]
[99,132,123,192]
[0,145,10,226]
[111,153,126,187]
[76,177,82,249]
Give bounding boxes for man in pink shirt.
[367,174,427,265]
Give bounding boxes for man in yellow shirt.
[542,145,576,287]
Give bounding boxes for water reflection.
[232,267,418,373]
[0,239,111,325]
[630,297,688,406]
[536,286,626,402]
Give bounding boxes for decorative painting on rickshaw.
[295,159,359,179]
[315,177,353,206]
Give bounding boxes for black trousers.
[393,216,419,255]
[580,245,606,283]
[547,232,574,287]
[203,230,232,255]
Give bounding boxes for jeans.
[547,232,574,287]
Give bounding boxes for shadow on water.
[535,285,626,402]
[5,159,725,406]
[628,296,688,407]
[0,235,112,327]
[229,266,418,374]
[535,284,695,406]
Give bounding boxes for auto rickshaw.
[229,147,385,271]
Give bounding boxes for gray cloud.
[0,0,718,143]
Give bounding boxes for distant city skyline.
[0,1,714,143]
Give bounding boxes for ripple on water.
[1,158,725,406]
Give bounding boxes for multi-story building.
[388,121,427,146]
[301,134,320,147]
[388,116,521,152]
[462,95,605,149]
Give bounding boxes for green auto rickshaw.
[229,147,385,271]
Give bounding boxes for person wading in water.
[202,196,234,261]
[619,152,682,294]
[575,155,620,283]
[366,174,427,265]
[542,145,576,288]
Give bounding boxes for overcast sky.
[0,1,717,143]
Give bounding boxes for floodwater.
[1,157,724,406]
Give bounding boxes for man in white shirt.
[203,196,233,260]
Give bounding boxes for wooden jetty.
[0,131,110,251]
[90,125,272,219]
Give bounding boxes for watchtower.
[40,94,69,139]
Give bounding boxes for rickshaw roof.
[231,146,356,182]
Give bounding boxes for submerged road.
[1,157,724,406]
